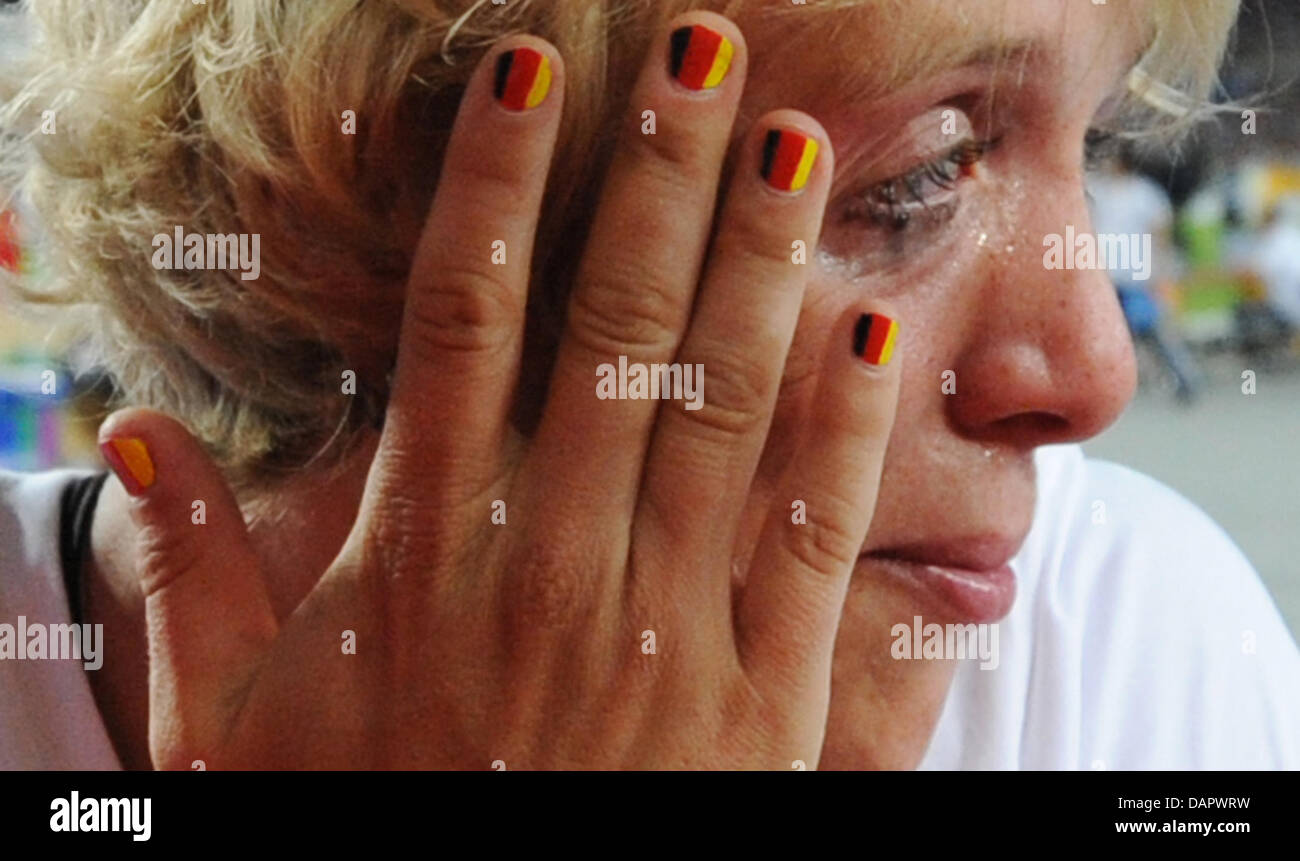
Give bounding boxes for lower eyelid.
[895,196,960,232]
[841,184,961,231]
[824,133,1004,264]
[843,140,997,231]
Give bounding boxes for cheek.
[753,267,951,519]
[767,262,964,452]
[746,254,981,536]
[760,263,938,448]
[736,262,973,577]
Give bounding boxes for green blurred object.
[1181,217,1222,269]
[1180,275,1241,314]
[1176,211,1241,343]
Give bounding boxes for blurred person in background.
[1250,196,1300,338]
[1087,149,1204,401]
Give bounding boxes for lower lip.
[861,556,1017,623]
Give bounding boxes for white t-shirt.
[1253,217,1300,327]
[1,445,1297,770]
[0,469,121,769]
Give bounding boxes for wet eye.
[843,136,1001,233]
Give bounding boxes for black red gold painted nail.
[494,47,552,110]
[853,314,899,366]
[669,25,734,90]
[100,437,156,495]
[760,129,819,192]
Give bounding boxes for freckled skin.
[729,0,1141,768]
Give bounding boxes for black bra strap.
[58,472,110,627]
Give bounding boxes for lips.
[862,535,1022,623]
[869,535,1021,573]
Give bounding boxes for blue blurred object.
[0,352,70,471]
[1117,285,1161,336]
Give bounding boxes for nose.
[946,169,1138,447]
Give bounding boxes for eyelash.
[842,126,1118,237]
[844,136,1002,233]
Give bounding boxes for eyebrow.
[849,37,1045,103]
[841,29,1152,121]
[944,39,1042,73]
[767,0,1155,123]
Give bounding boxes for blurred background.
[1080,0,1300,639]
[0,1,1296,635]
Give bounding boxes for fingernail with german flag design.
[853,313,899,367]
[494,47,552,111]
[669,25,734,90]
[101,437,156,495]
[760,129,819,193]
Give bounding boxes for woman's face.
[726,0,1142,764]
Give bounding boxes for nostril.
[992,411,1072,440]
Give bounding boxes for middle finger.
[522,13,746,534]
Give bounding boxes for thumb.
[98,407,277,769]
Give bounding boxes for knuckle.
[713,217,805,272]
[620,119,714,191]
[363,492,446,576]
[567,264,684,358]
[667,344,773,440]
[783,493,863,578]
[502,541,594,636]
[404,268,519,359]
[135,520,202,596]
[445,156,535,223]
